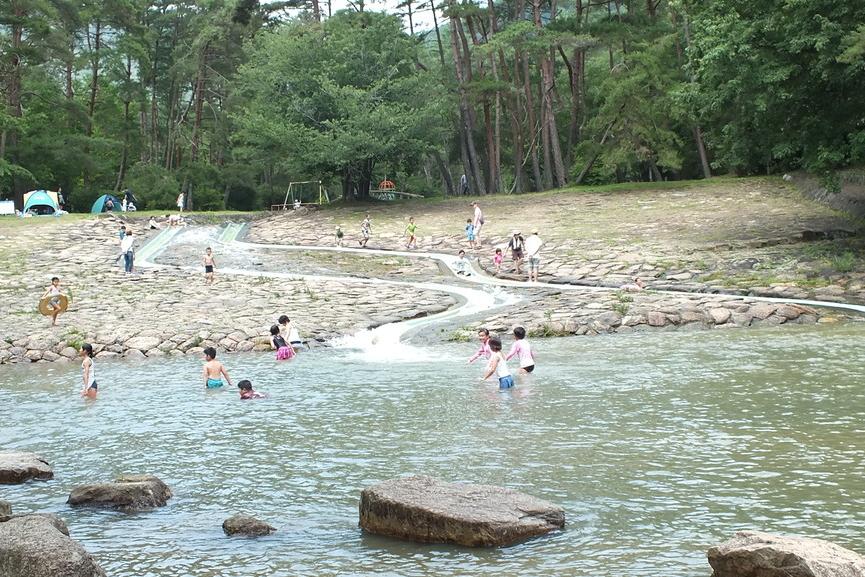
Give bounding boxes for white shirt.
[120,236,134,253]
[489,352,511,378]
[473,206,483,227]
[525,234,543,257]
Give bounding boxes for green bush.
[191,187,225,211]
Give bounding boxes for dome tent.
[91,194,122,214]
[22,190,60,215]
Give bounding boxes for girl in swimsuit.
[271,325,295,360]
[80,343,98,399]
[41,276,65,326]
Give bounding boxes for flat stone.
[123,349,146,360]
[222,514,277,537]
[775,304,802,320]
[124,336,161,351]
[359,475,565,547]
[0,514,106,577]
[0,452,54,484]
[708,530,865,577]
[749,302,777,320]
[647,311,667,327]
[67,474,172,511]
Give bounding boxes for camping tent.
[23,190,59,215]
[91,194,122,214]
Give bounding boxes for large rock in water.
[222,514,277,537]
[68,474,172,511]
[0,514,106,577]
[0,451,53,484]
[708,531,865,577]
[359,475,565,547]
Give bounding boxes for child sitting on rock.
[238,380,266,400]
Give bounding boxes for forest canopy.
[0,0,863,211]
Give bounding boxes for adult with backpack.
[508,230,526,274]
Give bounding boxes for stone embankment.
[0,215,456,364]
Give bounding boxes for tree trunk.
[311,0,321,22]
[681,12,712,178]
[532,0,566,189]
[501,49,527,193]
[450,10,486,195]
[430,0,446,69]
[190,43,208,163]
[520,52,541,190]
[432,149,455,196]
[86,20,102,138]
[5,8,25,206]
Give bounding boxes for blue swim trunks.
[498,375,514,389]
[206,378,224,388]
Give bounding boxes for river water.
[3,322,865,576]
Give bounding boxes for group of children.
[468,326,535,390]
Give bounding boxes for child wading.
[270,325,296,360]
[202,347,232,389]
[204,247,215,284]
[481,338,514,389]
[80,343,97,399]
[506,326,536,374]
[238,380,266,400]
[405,217,418,249]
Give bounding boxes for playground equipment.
[369,178,424,201]
[272,181,330,210]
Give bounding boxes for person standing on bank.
[524,229,543,282]
[120,229,135,274]
[507,230,525,275]
[471,201,485,247]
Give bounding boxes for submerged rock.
[359,475,565,547]
[222,514,277,537]
[708,530,865,577]
[0,514,106,577]
[0,451,53,484]
[67,474,172,511]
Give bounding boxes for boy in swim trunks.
[41,276,66,326]
[202,347,232,389]
[204,247,215,284]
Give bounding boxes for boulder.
[222,514,277,537]
[67,474,172,511]
[0,514,106,577]
[0,452,53,484]
[359,475,565,547]
[647,311,667,327]
[708,307,732,324]
[0,500,10,520]
[708,531,865,577]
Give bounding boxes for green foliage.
[688,0,865,174]
[125,163,181,210]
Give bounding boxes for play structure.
[22,190,60,215]
[272,181,330,210]
[369,178,423,201]
[91,194,123,214]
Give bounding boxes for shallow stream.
[3,324,865,576]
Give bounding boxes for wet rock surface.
[0,451,53,484]
[0,514,106,577]
[67,474,172,511]
[222,514,277,537]
[708,531,865,577]
[359,475,565,547]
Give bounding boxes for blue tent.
[91,194,122,214]
[22,190,59,215]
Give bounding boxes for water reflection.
[2,323,865,576]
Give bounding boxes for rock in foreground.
[222,514,277,537]
[359,475,564,547]
[708,531,865,577]
[0,451,53,484]
[0,514,106,577]
[67,474,172,511]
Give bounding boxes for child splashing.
[271,325,296,360]
[480,338,514,389]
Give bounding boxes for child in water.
[270,325,296,360]
[279,315,304,351]
[506,326,535,374]
[480,338,514,389]
[202,347,232,389]
[238,380,266,400]
[493,248,504,275]
[80,343,97,399]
